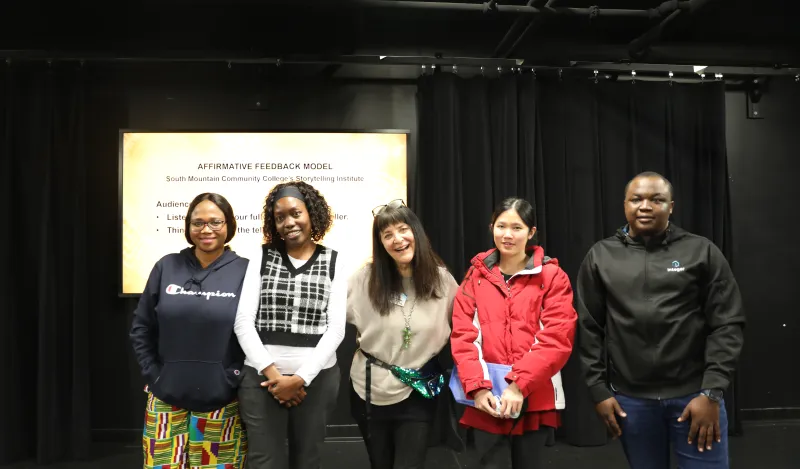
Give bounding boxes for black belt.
[361,349,385,439]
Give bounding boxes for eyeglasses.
[189,220,226,232]
[372,199,406,217]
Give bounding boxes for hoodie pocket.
[146,364,163,387]
[153,360,234,410]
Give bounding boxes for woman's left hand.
[499,383,524,419]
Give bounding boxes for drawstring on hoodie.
[182,248,229,291]
[183,264,226,291]
[182,277,202,291]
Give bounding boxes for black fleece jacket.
[576,224,745,403]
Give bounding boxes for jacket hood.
[471,245,557,277]
[615,222,690,248]
[178,246,241,291]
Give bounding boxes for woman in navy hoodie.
[130,192,250,469]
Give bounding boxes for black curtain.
[416,72,738,446]
[0,62,91,464]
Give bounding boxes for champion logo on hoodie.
[165,284,237,300]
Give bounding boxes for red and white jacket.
[450,246,577,433]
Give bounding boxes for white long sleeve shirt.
[233,245,346,386]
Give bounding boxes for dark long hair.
[261,181,333,246]
[368,204,445,316]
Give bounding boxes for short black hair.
[262,181,333,245]
[625,171,674,200]
[184,193,237,245]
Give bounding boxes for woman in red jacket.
[450,197,577,468]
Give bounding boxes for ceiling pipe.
[502,0,562,58]
[628,0,722,60]
[0,51,520,68]
[343,0,654,18]
[491,0,538,58]
[492,0,696,58]
[566,62,800,77]
[2,52,797,77]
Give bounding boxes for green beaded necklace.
[401,295,418,350]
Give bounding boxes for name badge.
[391,292,407,307]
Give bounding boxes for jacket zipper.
[644,248,651,365]
[484,268,514,365]
[485,265,557,405]
[643,247,661,400]
[489,269,511,296]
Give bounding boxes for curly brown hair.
[262,181,334,246]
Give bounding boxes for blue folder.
[448,362,513,407]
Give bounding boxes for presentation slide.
[120,131,408,295]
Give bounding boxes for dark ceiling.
[1,0,797,79]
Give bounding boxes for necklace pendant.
[402,326,412,349]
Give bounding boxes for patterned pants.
[142,392,248,469]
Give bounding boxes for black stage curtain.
[416,72,738,446]
[0,62,91,464]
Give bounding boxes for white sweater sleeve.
[233,248,275,374]
[294,253,347,386]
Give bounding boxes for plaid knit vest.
[256,244,337,347]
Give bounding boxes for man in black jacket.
[576,171,745,469]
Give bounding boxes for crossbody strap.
[360,349,391,441]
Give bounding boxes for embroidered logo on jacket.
[667,260,685,272]
[165,284,236,300]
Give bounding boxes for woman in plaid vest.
[234,181,345,469]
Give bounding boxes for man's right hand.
[473,389,500,418]
[595,397,626,438]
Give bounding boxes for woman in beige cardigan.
[347,199,459,469]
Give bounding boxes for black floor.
[5,420,799,468]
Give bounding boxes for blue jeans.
[616,393,729,469]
